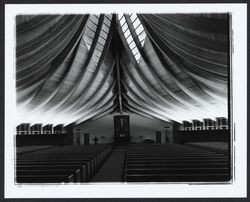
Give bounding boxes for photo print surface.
[4,3,247,198]
[15,13,231,184]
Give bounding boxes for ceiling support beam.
[113,14,123,114]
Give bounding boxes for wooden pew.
[16,144,112,183]
[124,144,230,182]
[125,173,230,182]
[17,174,75,183]
[16,145,56,155]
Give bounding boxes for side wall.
[15,134,72,147]
[73,113,173,145]
[180,129,230,143]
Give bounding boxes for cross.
[93,137,99,145]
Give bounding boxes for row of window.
[180,117,229,131]
[16,124,64,135]
[181,126,228,131]
[16,131,63,135]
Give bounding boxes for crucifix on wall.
[93,137,99,145]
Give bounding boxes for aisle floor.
[90,149,126,182]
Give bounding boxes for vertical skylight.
[118,13,147,63]
[83,15,99,50]
[83,15,112,66]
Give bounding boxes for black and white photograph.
[4,3,247,198]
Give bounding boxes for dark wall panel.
[179,129,230,143]
[16,134,73,147]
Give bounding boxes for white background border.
[4,3,247,198]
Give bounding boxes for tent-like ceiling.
[16,14,229,125]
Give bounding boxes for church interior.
[15,13,231,183]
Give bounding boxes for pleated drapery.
[16,14,229,125]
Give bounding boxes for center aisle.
[90,148,126,182]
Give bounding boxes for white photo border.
[4,3,247,198]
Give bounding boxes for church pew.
[127,156,228,160]
[185,142,229,155]
[124,144,230,182]
[125,173,230,182]
[127,162,229,169]
[16,159,93,177]
[16,145,56,155]
[16,174,75,183]
[16,145,112,183]
[16,169,80,183]
[127,158,228,163]
[16,157,100,182]
[127,152,219,156]
[126,151,220,156]
[19,144,112,160]
[16,161,89,182]
[16,164,88,182]
[19,145,112,169]
[126,167,229,174]
[17,152,109,177]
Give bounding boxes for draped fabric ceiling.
[16,14,229,125]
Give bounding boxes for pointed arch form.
[15,13,229,125]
